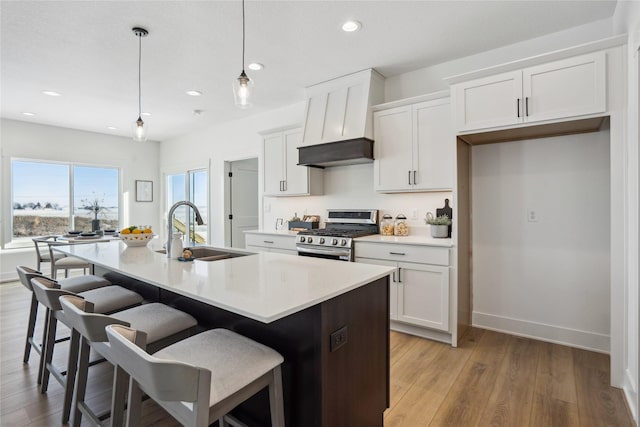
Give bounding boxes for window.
[11,160,120,244]
[167,169,208,245]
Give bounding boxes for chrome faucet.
[167,200,205,258]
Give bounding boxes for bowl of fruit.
[119,226,155,247]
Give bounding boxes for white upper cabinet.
[373,97,454,193]
[302,69,385,146]
[453,51,606,132]
[263,128,323,197]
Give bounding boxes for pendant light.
[233,0,253,108]
[132,27,148,141]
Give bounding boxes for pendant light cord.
[138,33,142,118]
[242,0,245,72]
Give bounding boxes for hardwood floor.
[1,281,634,426]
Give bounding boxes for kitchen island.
[55,242,394,427]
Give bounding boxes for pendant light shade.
[132,27,148,141]
[233,0,252,108]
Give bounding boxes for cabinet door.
[523,52,606,123]
[355,257,398,320]
[373,106,413,192]
[397,263,449,331]
[282,130,309,195]
[413,99,454,191]
[454,70,522,132]
[263,133,285,195]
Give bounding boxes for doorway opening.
[224,158,258,248]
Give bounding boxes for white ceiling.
[1,1,618,142]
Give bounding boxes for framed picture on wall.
[135,180,153,202]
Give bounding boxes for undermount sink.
[156,246,249,262]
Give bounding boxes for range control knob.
[307,237,313,244]
[319,238,325,244]
[299,237,305,243]
[331,238,338,245]
[341,239,347,246]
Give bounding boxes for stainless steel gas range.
[295,209,378,261]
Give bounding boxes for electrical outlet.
[264,203,271,213]
[330,326,348,352]
[411,208,418,220]
[527,209,538,222]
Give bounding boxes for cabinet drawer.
[355,242,449,266]
[245,233,297,251]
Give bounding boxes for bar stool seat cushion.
[59,276,111,294]
[111,303,198,344]
[79,286,143,314]
[54,256,91,269]
[153,329,284,404]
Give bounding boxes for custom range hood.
[298,69,385,168]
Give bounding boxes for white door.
[396,262,450,331]
[454,70,522,131]
[263,133,284,195]
[373,106,413,192]
[355,258,398,320]
[523,52,606,123]
[229,158,258,248]
[413,99,454,191]
[282,129,308,195]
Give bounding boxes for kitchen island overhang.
[55,242,394,426]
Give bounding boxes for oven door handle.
[297,246,351,258]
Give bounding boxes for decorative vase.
[91,219,101,232]
[430,224,449,238]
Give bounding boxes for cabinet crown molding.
[444,34,626,85]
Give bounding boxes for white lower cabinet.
[245,232,297,255]
[355,242,450,332]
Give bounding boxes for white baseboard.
[0,272,19,283]
[472,311,610,353]
[390,321,453,346]
[623,368,638,424]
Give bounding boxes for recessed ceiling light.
[141,112,152,117]
[22,112,36,116]
[107,126,118,130]
[186,90,202,96]
[42,90,61,97]
[248,63,263,71]
[342,20,362,32]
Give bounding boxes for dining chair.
[106,324,285,427]
[47,240,92,279]
[15,265,111,364]
[32,235,65,272]
[30,276,144,423]
[59,295,199,427]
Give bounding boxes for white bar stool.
[30,276,144,423]
[106,324,285,427]
[16,265,111,364]
[59,295,199,427]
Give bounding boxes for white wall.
[0,119,160,281]
[471,131,611,352]
[160,102,305,246]
[385,18,614,100]
[613,0,640,422]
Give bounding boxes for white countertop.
[244,230,298,237]
[355,234,453,247]
[55,242,394,324]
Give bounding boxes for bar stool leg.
[23,294,39,363]
[269,365,285,427]
[40,312,58,393]
[111,365,128,427]
[125,380,143,427]
[37,307,52,385]
[62,329,80,424]
[72,337,91,427]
